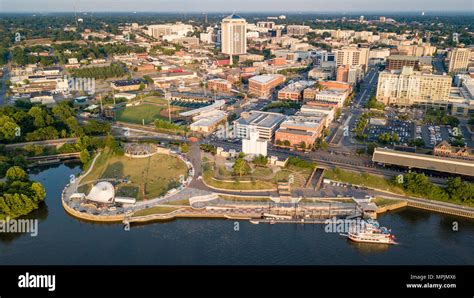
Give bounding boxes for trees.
[252,155,268,166]
[366,96,385,110]
[0,166,46,219]
[313,138,328,150]
[0,116,19,141]
[6,166,28,182]
[79,149,91,165]
[70,63,127,79]
[233,158,251,177]
[180,143,189,153]
[408,138,425,147]
[299,141,307,150]
[287,157,315,170]
[445,177,474,204]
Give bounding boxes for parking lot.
[419,124,463,148]
[365,119,414,145]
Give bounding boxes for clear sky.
[0,0,473,13]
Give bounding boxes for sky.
[0,0,473,13]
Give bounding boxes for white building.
[242,127,268,157]
[86,181,115,204]
[147,23,193,39]
[314,90,348,108]
[221,14,247,55]
[234,111,286,141]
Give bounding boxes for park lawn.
[132,206,180,217]
[324,168,405,195]
[115,104,167,124]
[252,167,274,179]
[203,168,276,191]
[81,152,188,200]
[81,149,113,184]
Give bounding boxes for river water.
[0,163,473,265]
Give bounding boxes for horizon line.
[0,10,473,14]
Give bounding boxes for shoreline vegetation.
[0,166,46,220]
[324,168,474,208]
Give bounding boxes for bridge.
[26,153,81,166]
[5,138,79,150]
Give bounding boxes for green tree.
[252,155,268,166]
[233,158,251,177]
[0,116,19,141]
[79,149,91,164]
[6,166,28,182]
[30,182,46,203]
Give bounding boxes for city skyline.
[0,0,473,13]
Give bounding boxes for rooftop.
[249,74,284,85]
[235,111,286,128]
[373,148,474,177]
[223,14,245,20]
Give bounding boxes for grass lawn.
[324,168,405,195]
[203,168,275,190]
[143,96,167,104]
[132,206,180,217]
[115,104,167,124]
[373,198,403,207]
[81,151,188,200]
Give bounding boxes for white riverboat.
[342,220,397,245]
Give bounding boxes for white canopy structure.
[86,182,115,204]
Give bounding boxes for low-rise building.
[111,79,145,92]
[189,110,228,134]
[314,90,348,108]
[299,104,336,126]
[277,80,315,101]
[234,110,286,141]
[275,115,326,149]
[149,71,196,87]
[248,74,285,98]
[207,78,232,93]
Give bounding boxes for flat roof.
[112,79,144,86]
[372,148,474,177]
[235,111,286,129]
[249,74,283,85]
[180,100,226,117]
[277,128,315,136]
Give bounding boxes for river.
[0,163,473,265]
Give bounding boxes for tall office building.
[221,14,247,55]
[333,46,370,71]
[448,48,470,74]
[376,67,452,106]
